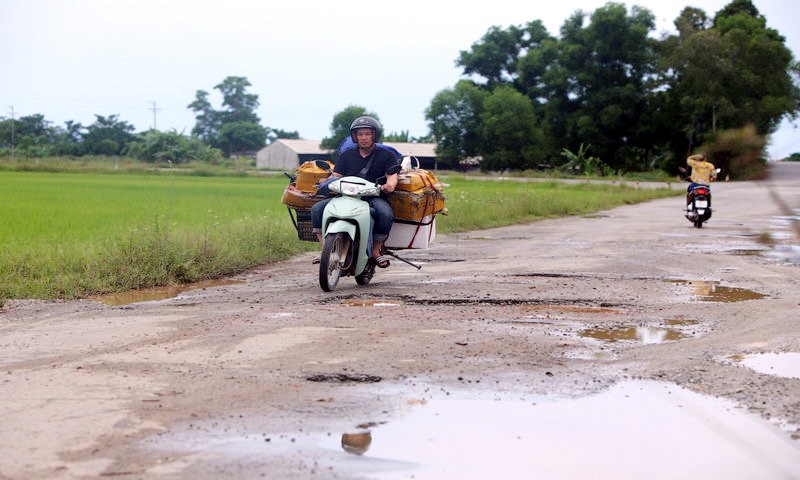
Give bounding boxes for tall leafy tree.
[457,20,554,88]
[478,86,546,171]
[187,90,220,145]
[218,121,268,156]
[82,115,136,155]
[267,128,300,143]
[425,80,488,169]
[656,0,799,168]
[552,3,656,172]
[188,76,267,155]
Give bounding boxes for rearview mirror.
[315,160,331,171]
[385,164,401,175]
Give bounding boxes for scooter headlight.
[339,181,361,196]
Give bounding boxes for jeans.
[311,196,394,242]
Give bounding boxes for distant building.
[256,140,438,171]
[256,139,331,171]
[385,142,438,170]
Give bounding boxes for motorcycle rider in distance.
[685,153,717,215]
[311,116,399,268]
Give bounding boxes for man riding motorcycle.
[685,153,717,219]
[310,116,399,268]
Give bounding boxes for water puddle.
[726,249,767,256]
[731,352,800,379]
[341,298,403,307]
[339,381,800,479]
[90,279,243,305]
[669,280,768,302]
[146,380,800,478]
[766,245,800,264]
[664,317,700,326]
[580,325,685,344]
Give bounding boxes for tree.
[425,81,488,169]
[218,121,268,156]
[187,90,220,145]
[82,115,136,156]
[188,76,268,156]
[478,86,546,171]
[656,0,799,171]
[123,129,223,164]
[550,3,656,172]
[320,105,379,158]
[267,128,300,144]
[457,20,555,88]
[383,130,411,142]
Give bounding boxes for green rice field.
[0,170,680,301]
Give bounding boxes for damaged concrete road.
[1,163,799,479]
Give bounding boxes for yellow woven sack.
[295,161,333,193]
[395,169,442,194]
[388,190,447,222]
[390,167,447,221]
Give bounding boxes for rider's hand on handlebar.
[380,174,398,193]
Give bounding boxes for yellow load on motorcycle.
[294,160,333,193]
[281,160,333,242]
[280,160,333,209]
[281,184,322,209]
[387,158,447,222]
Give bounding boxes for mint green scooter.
[317,163,402,292]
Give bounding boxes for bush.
[702,124,767,180]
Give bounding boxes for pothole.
[404,298,625,307]
[90,279,244,305]
[729,352,800,379]
[579,325,685,344]
[144,381,800,478]
[340,298,403,307]
[668,280,768,302]
[305,373,383,383]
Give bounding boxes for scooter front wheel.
[319,232,350,291]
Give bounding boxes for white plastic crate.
[385,215,436,249]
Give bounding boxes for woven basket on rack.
[288,207,317,242]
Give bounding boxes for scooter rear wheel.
[319,232,350,292]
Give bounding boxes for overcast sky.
[1,0,798,158]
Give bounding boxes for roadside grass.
[437,176,679,231]
[1,169,681,301]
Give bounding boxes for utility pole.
[8,106,15,162]
[149,101,161,130]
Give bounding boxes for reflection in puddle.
[670,280,767,302]
[733,352,800,379]
[341,299,402,307]
[346,381,800,479]
[766,245,800,264]
[580,326,684,344]
[90,279,243,305]
[144,381,800,479]
[341,431,372,455]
